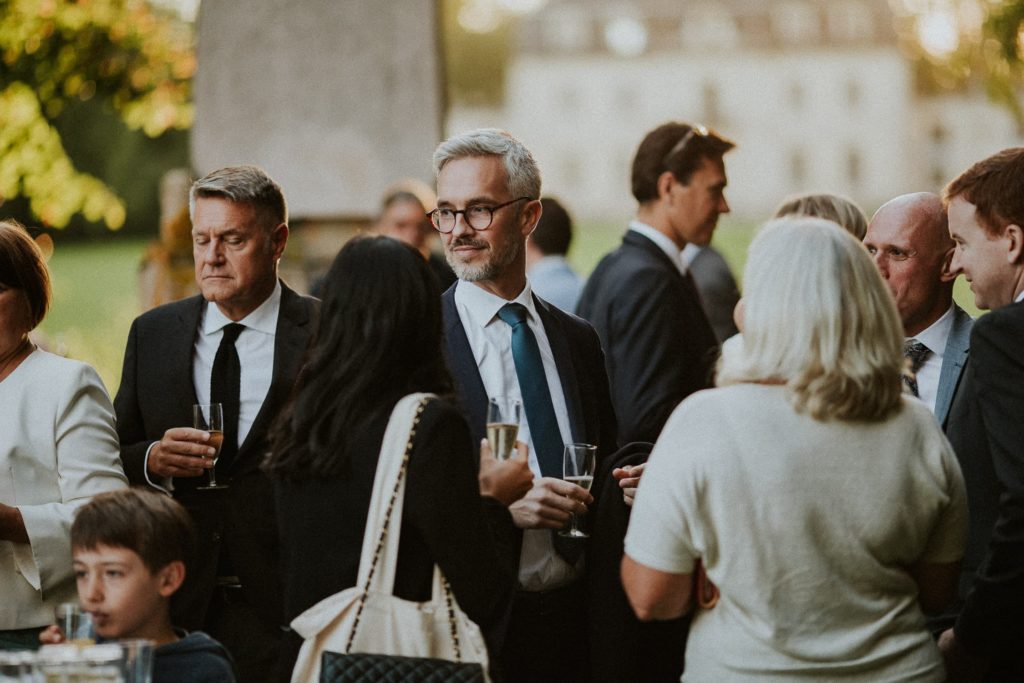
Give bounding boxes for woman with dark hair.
[267,236,531,677]
[0,220,127,649]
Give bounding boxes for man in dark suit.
[114,166,318,682]
[577,122,734,446]
[429,128,617,683]
[940,148,1024,680]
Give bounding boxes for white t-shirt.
[625,384,967,682]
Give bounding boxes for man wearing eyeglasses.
[577,122,734,450]
[429,128,618,683]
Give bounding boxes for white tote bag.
[289,393,491,683]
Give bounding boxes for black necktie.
[210,323,245,470]
[497,303,582,564]
[902,339,931,398]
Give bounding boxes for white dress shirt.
[145,282,281,491]
[454,280,578,591]
[909,305,954,415]
[629,221,688,276]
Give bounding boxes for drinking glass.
[54,602,95,646]
[486,397,521,461]
[560,443,597,538]
[193,403,227,490]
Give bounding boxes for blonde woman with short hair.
[774,192,869,240]
[622,218,968,681]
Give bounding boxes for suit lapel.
[442,288,488,444]
[534,295,585,444]
[175,296,204,409]
[233,283,312,468]
[624,230,687,284]
[936,305,973,428]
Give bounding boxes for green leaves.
[0,0,193,228]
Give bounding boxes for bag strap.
[347,393,430,651]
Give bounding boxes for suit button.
[212,532,222,543]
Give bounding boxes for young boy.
[42,487,236,682]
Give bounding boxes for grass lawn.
[36,222,982,395]
[38,238,149,394]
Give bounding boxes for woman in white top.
[622,217,968,682]
[0,221,127,649]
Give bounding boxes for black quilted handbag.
[320,651,485,683]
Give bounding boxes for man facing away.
[430,128,617,683]
[114,166,319,682]
[525,196,584,313]
[939,148,1024,681]
[864,192,971,426]
[577,122,733,446]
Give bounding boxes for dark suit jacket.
[688,245,740,343]
[946,301,1024,671]
[577,231,718,444]
[442,286,618,460]
[587,442,688,683]
[114,283,319,631]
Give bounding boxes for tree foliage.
[0,0,194,229]
[896,1,1024,131]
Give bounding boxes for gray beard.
[446,235,522,283]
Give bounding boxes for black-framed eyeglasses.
[662,124,709,168]
[427,197,532,233]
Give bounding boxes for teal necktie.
[497,303,563,478]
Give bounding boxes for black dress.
[274,398,518,677]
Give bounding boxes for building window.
[702,82,721,126]
[847,148,862,185]
[846,80,861,108]
[791,150,807,187]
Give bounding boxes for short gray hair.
[189,165,288,231]
[717,217,903,421]
[432,129,541,200]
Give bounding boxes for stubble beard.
[446,230,522,283]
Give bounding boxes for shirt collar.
[455,279,538,330]
[629,220,687,275]
[1016,290,1024,303]
[202,280,282,336]
[910,304,954,357]
[681,243,703,267]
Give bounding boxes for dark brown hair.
[631,122,735,204]
[532,197,573,256]
[0,220,51,329]
[72,488,195,573]
[944,147,1024,236]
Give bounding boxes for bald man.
[864,192,972,426]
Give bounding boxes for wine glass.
[560,443,597,538]
[486,397,522,461]
[193,403,227,490]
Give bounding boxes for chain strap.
[442,577,463,662]
[346,397,428,654]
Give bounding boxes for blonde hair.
[773,193,868,240]
[717,217,903,421]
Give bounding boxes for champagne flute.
[193,403,227,490]
[560,443,597,538]
[486,397,521,461]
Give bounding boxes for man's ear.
[156,561,186,598]
[939,246,958,283]
[656,171,676,200]
[270,223,289,260]
[1005,224,1024,265]
[521,199,543,237]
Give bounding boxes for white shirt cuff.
[143,441,174,494]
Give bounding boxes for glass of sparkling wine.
[560,443,597,538]
[486,397,521,461]
[193,403,227,490]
